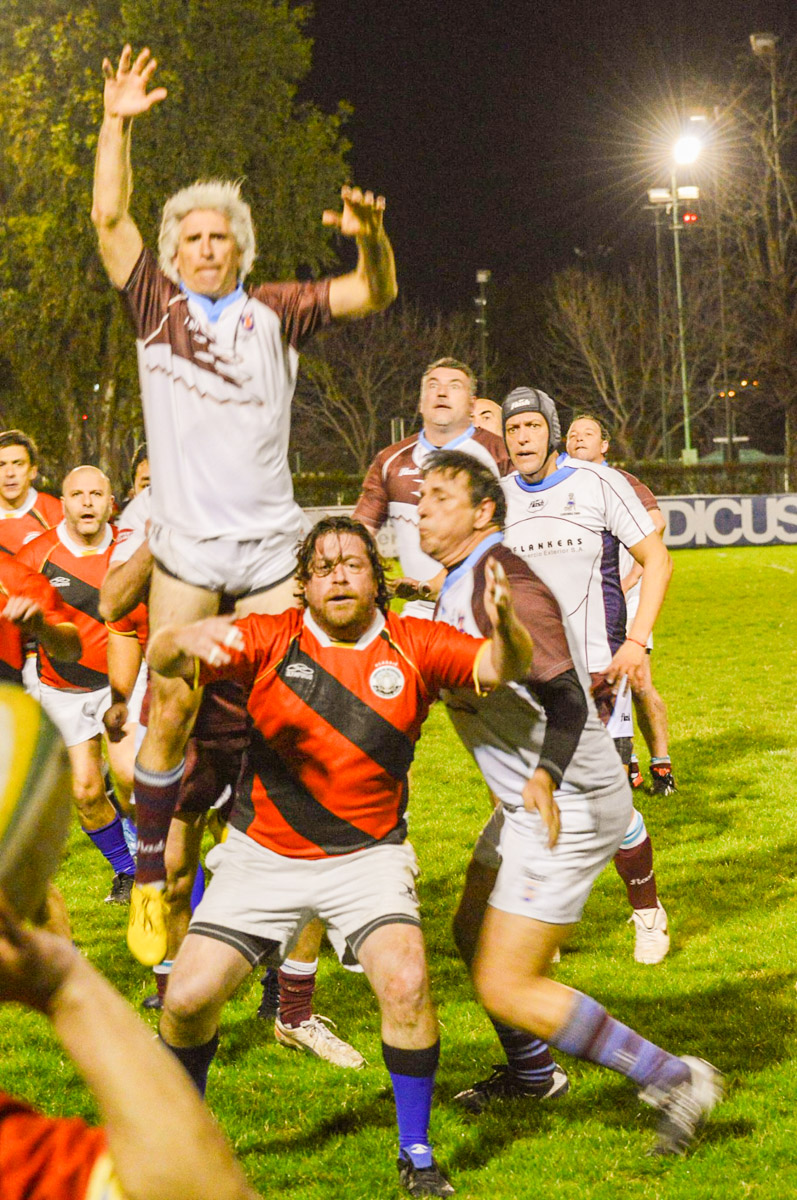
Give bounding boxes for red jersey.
[0,490,62,557]
[0,1091,109,1200]
[17,523,113,691]
[106,601,149,651]
[199,607,486,859]
[0,557,71,684]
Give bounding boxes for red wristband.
[627,636,647,649]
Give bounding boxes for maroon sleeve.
[353,450,390,531]
[474,428,513,476]
[119,246,179,340]
[251,278,332,349]
[471,545,573,684]
[617,468,658,512]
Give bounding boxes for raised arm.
[475,557,534,688]
[325,186,398,320]
[147,615,246,682]
[91,45,167,288]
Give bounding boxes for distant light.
[647,188,672,205]
[750,32,778,57]
[728,390,736,398]
[682,211,699,224]
[674,135,702,165]
[676,186,699,201]
[82,414,88,420]
[741,379,748,387]
[93,383,100,392]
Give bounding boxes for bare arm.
[147,615,245,682]
[104,630,144,743]
[606,531,672,690]
[474,557,534,687]
[0,900,259,1200]
[325,186,397,319]
[99,541,154,620]
[620,507,665,594]
[91,46,167,288]
[3,597,81,662]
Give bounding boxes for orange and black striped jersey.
[0,557,71,683]
[199,607,486,858]
[17,523,113,692]
[0,490,62,556]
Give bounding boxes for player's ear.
[474,497,496,531]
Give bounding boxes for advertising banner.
[660,495,797,548]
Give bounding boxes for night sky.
[305,0,795,311]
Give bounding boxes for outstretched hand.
[323,185,387,240]
[482,556,511,631]
[102,44,167,119]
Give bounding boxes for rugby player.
[17,466,138,902]
[92,45,398,963]
[354,358,510,617]
[471,397,503,436]
[416,452,722,1153]
[147,515,532,1198]
[499,388,672,964]
[0,431,62,557]
[0,893,260,1200]
[565,414,677,795]
[100,472,362,1066]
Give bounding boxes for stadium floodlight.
[673,135,702,165]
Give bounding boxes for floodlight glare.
[673,135,701,165]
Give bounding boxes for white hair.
[158,179,257,283]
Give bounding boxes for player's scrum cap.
[501,387,561,449]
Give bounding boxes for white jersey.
[121,248,331,554]
[501,455,655,677]
[110,488,150,567]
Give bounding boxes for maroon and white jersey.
[615,468,659,610]
[435,536,625,798]
[120,248,332,551]
[354,426,511,589]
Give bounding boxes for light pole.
[671,134,701,465]
[750,33,784,259]
[474,269,491,396]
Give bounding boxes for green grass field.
[3,544,797,1199]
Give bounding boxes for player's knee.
[162,970,216,1028]
[378,958,431,1030]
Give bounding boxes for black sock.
[159,1031,219,1096]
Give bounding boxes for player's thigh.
[148,563,220,634]
[235,571,298,617]
[475,908,571,992]
[162,931,252,1026]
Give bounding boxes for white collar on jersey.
[303,607,386,650]
[0,487,39,520]
[56,519,113,558]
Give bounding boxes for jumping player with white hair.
[91,45,398,965]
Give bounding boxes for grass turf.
[2,543,796,1198]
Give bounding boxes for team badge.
[240,311,255,332]
[562,493,579,515]
[369,663,405,699]
[285,663,314,682]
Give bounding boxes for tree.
[0,0,350,489]
[292,304,493,474]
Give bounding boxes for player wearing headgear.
[92,44,398,962]
[498,387,673,964]
[17,466,138,902]
[147,515,532,1198]
[416,450,722,1154]
[354,358,510,617]
[566,414,677,796]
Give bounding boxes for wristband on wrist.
[626,636,647,649]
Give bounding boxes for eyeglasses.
[310,556,369,577]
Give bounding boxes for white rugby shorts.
[149,520,305,597]
[38,683,111,747]
[483,780,632,925]
[192,826,422,966]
